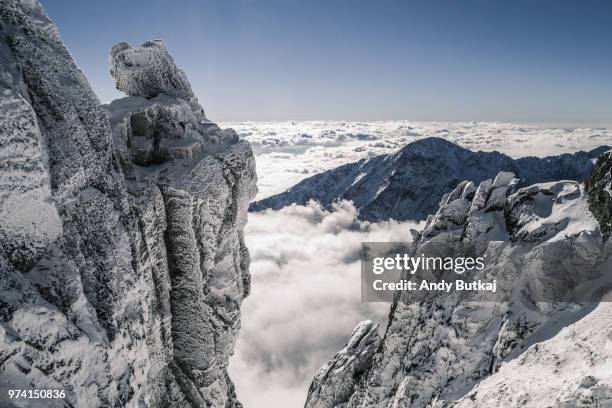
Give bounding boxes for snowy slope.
[451,300,612,407]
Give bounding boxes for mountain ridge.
[251,137,609,222]
[305,151,612,408]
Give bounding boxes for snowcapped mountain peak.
[393,136,467,156]
[251,138,608,223]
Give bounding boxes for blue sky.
[41,0,612,124]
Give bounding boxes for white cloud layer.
[222,120,612,406]
[228,201,423,407]
[220,120,612,199]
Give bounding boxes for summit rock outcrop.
[305,154,612,408]
[0,2,256,407]
[110,39,195,101]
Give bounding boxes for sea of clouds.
[222,121,612,406]
[229,200,423,406]
[220,120,612,199]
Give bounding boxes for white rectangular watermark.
[361,240,612,302]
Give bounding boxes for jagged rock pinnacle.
[110,39,194,100]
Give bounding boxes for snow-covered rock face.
[250,137,608,222]
[110,40,196,102]
[106,94,239,166]
[305,320,381,408]
[0,70,62,271]
[0,1,256,407]
[305,164,611,407]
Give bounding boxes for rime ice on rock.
[305,164,612,408]
[305,321,380,408]
[586,151,612,239]
[0,1,256,407]
[110,40,194,101]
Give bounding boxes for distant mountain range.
[250,137,609,222]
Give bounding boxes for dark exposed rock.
[585,151,612,239]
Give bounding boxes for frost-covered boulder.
[0,2,256,407]
[110,40,195,101]
[106,94,237,166]
[106,39,244,169]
